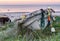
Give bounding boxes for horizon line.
[0,4,60,6]
[0,3,60,5]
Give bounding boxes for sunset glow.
[0,0,60,12]
[0,0,60,5]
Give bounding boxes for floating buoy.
[51,27,55,32]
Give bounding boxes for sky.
[0,0,60,5]
[0,0,60,12]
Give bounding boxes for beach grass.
[0,16,60,41]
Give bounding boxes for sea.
[0,5,60,21]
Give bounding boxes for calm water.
[0,5,60,21]
[0,5,60,12]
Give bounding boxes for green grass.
[4,31,60,41]
[1,16,60,41]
